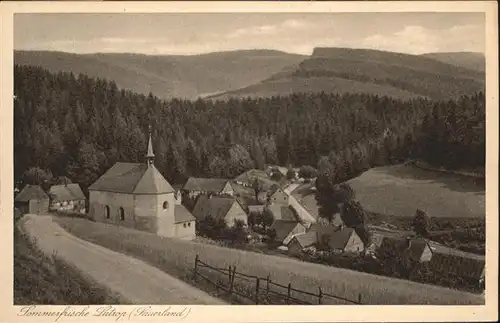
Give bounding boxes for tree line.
[14,65,484,196]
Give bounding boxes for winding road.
[20,214,226,305]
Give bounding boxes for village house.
[270,219,307,246]
[182,177,234,199]
[317,225,365,253]
[87,128,196,240]
[267,204,297,222]
[248,205,265,216]
[288,230,318,256]
[14,184,50,215]
[48,183,86,214]
[268,187,289,206]
[192,195,248,228]
[379,237,433,263]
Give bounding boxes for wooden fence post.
[193,254,199,281]
[358,293,362,304]
[318,287,323,305]
[229,266,234,293]
[255,278,260,304]
[286,283,291,304]
[266,274,270,295]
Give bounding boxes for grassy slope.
[210,47,485,101]
[14,222,123,305]
[346,164,485,219]
[420,52,485,72]
[53,216,483,305]
[14,50,305,100]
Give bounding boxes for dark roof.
[407,239,431,260]
[49,183,86,202]
[183,177,231,193]
[174,204,196,223]
[270,220,301,242]
[292,230,318,248]
[14,185,49,202]
[326,227,357,250]
[428,242,485,279]
[14,208,22,218]
[192,195,237,221]
[268,204,296,221]
[88,162,174,194]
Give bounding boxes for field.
[346,164,485,219]
[53,216,483,305]
[14,222,123,305]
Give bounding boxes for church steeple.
[146,125,155,167]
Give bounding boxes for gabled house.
[288,230,318,256]
[192,195,248,228]
[248,205,265,216]
[270,220,307,246]
[268,187,289,206]
[174,204,196,240]
[183,177,234,198]
[48,183,86,213]
[379,237,433,263]
[317,225,365,253]
[14,184,50,214]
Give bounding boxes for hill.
[14,50,306,100]
[346,164,485,219]
[420,52,485,72]
[209,47,485,101]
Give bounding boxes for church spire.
[146,125,155,167]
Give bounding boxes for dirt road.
[20,214,226,305]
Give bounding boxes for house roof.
[268,204,296,222]
[174,204,196,224]
[292,230,318,248]
[428,242,485,279]
[14,185,49,202]
[326,227,357,250]
[407,239,431,260]
[270,220,301,242]
[49,183,86,202]
[183,177,231,193]
[88,162,174,194]
[14,207,22,218]
[192,195,237,221]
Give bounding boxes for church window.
[119,207,125,221]
[163,201,169,210]
[183,223,187,228]
[104,205,110,219]
[188,222,191,227]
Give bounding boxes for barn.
[14,184,50,214]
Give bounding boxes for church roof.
[89,162,174,194]
[174,204,196,223]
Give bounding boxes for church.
[88,128,196,240]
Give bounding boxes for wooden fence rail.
[192,254,363,305]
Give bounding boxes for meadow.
[346,164,485,219]
[14,222,123,305]
[53,216,484,305]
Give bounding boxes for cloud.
[226,18,310,39]
[360,24,484,54]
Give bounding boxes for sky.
[14,13,485,56]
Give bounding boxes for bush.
[298,165,318,179]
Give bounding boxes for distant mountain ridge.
[15,48,485,101]
[209,48,485,101]
[419,52,485,72]
[14,49,306,100]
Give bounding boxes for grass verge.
[53,216,484,305]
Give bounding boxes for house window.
[183,223,187,228]
[163,201,169,210]
[188,222,191,227]
[119,207,125,221]
[104,205,110,219]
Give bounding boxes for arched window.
[188,222,191,227]
[163,201,169,210]
[119,207,125,221]
[183,223,187,228]
[104,205,110,219]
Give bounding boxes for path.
[284,183,317,224]
[20,214,226,305]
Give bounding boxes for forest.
[14,65,485,195]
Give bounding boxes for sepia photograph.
[1,1,498,322]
